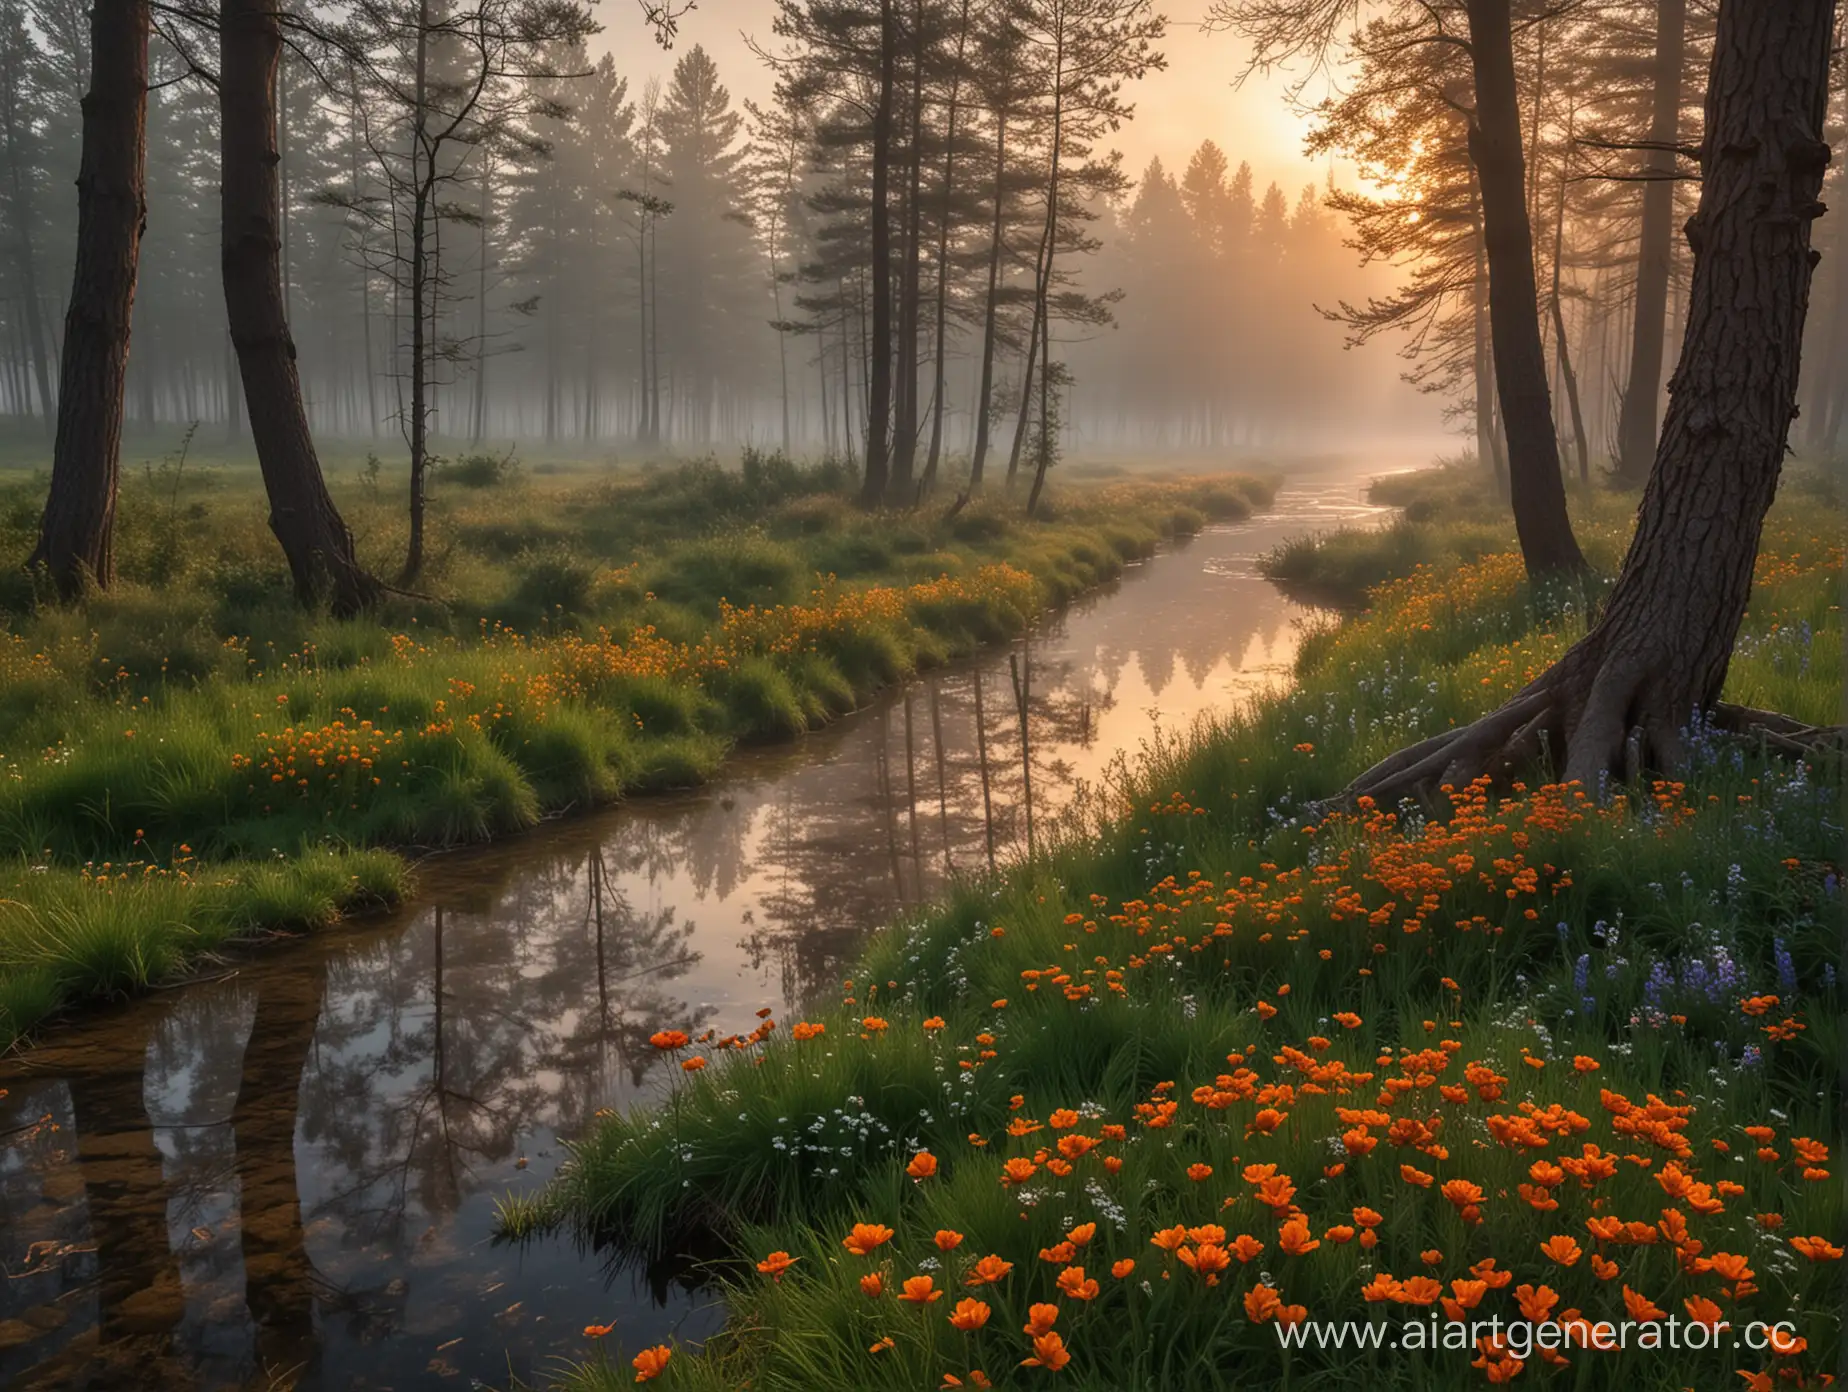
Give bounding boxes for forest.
[0,0,1842,1389]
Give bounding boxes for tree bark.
[1469,169,1503,497]
[1464,0,1587,578]
[402,0,432,583]
[28,0,148,596]
[221,0,379,615]
[889,0,926,500]
[862,0,895,505]
[969,104,1008,490]
[0,33,54,433]
[1615,0,1688,486]
[1549,101,1590,484]
[1347,0,1837,807]
[922,0,971,495]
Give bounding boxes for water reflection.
[0,475,1387,1389]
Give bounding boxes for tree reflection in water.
[0,478,1388,1388]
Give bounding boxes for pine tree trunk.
[402,0,432,584]
[1464,0,1587,578]
[1549,102,1591,484]
[29,0,148,596]
[862,0,895,506]
[1347,0,1838,806]
[1,62,54,432]
[923,0,970,495]
[221,0,378,614]
[969,107,1007,490]
[1615,0,1688,486]
[889,0,925,501]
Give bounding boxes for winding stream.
[0,467,1391,1390]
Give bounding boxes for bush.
[444,450,522,489]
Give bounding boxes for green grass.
[1259,463,1630,611]
[509,472,1843,1392]
[0,847,405,1045]
[0,448,1276,1045]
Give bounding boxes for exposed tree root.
[1338,658,1841,816]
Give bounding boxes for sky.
[592,0,1340,199]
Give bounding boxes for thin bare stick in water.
[1010,644,1034,857]
[973,669,996,870]
[876,713,904,900]
[903,687,922,896]
[929,681,953,872]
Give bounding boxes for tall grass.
[0,847,404,1046]
[0,457,1275,1043]
[511,480,1844,1392]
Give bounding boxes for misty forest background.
[0,0,1841,486]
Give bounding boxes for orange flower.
[1023,1303,1059,1336]
[648,1031,688,1050]
[1572,1055,1600,1073]
[755,1251,797,1280]
[1791,1235,1844,1261]
[791,1021,826,1040]
[1540,1235,1582,1267]
[680,1056,706,1072]
[935,1230,965,1251]
[1440,1178,1484,1211]
[1590,1254,1620,1281]
[949,1298,991,1332]
[1066,1222,1097,1247]
[1229,1234,1265,1263]
[844,1223,895,1256]
[631,1345,672,1383]
[860,1273,885,1298]
[1021,1332,1070,1371]
[1622,1285,1664,1322]
[1515,1284,1557,1322]
[965,1254,1014,1287]
[1186,1162,1214,1182]
[1178,1243,1233,1285]
[900,1275,943,1304]
[869,1336,896,1353]
[584,1323,615,1338]
[1421,1249,1444,1267]
[1361,1273,1402,1303]
[1400,1163,1434,1188]
[1150,1225,1189,1252]
[1278,1218,1319,1256]
[907,1151,939,1179]
[1111,1259,1136,1278]
[1056,1266,1099,1300]
[1395,1277,1443,1307]
[1767,1328,1807,1357]
[1684,1295,1725,1328]
[1243,1285,1283,1322]
[1001,1157,1038,1186]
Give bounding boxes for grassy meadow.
[507,466,1844,1391]
[0,435,1276,1046]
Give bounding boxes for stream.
[0,467,1391,1390]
